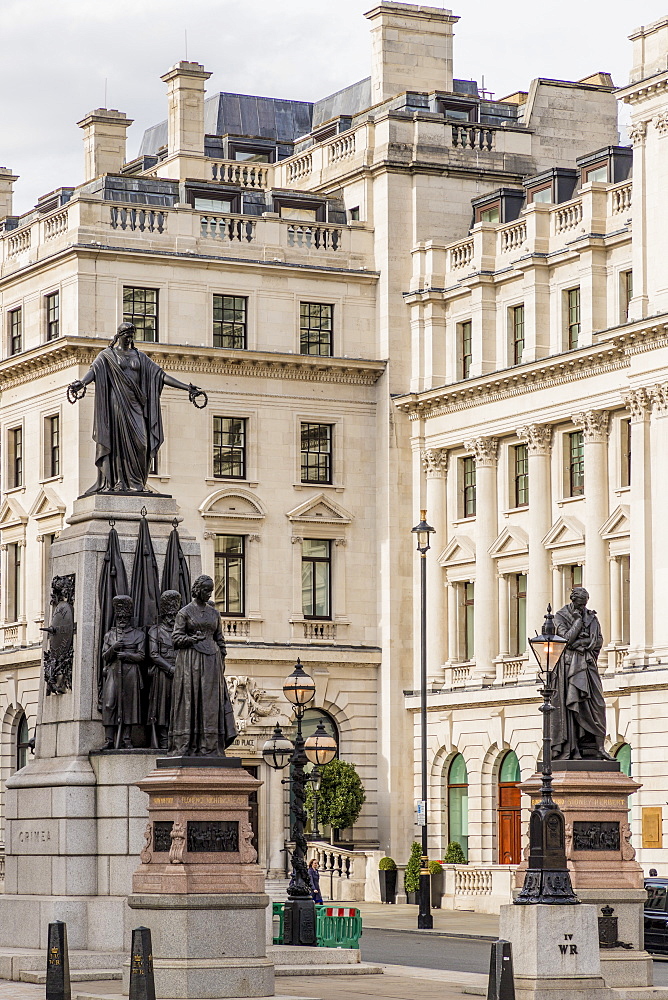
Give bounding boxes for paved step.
[268,945,360,966]
[275,963,382,976]
[20,969,122,984]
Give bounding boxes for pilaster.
[421,448,448,685]
[571,410,610,641]
[622,387,653,662]
[516,423,552,641]
[649,383,668,658]
[463,436,498,684]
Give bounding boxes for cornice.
[0,337,387,391]
[394,317,668,420]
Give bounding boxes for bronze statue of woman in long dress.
[67,322,207,493]
[169,575,237,756]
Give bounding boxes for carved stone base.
[515,769,644,890]
[132,764,263,894]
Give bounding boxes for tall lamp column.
[412,510,435,930]
[515,606,578,905]
[262,661,337,945]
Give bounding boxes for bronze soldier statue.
[100,595,146,749]
[147,590,182,750]
[553,587,612,760]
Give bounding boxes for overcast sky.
[2,1,667,215]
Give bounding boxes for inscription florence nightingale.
[67,322,207,493]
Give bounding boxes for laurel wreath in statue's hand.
[67,380,87,404]
[188,384,208,408]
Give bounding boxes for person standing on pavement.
[308,859,323,903]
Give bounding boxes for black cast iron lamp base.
[515,606,579,906]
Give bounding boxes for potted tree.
[378,856,397,904]
[444,840,467,864]
[311,758,366,842]
[404,841,422,904]
[429,860,444,908]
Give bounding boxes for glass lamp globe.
[528,605,568,677]
[261,724,293,770]
[282,658,316,706]
[305,720,337,766]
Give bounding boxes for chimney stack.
[160,61,212,159]
[364,2,459,103]
[77,109,134,182]
[0,168,19,221]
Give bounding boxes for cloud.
[0,0,663,214]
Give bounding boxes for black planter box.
[378,868,397,903]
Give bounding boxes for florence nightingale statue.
[168,575,237,756]
[67,322,207,493]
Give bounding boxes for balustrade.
[450,240,474,270]
[220,618,251,638]
[328,134,356,164]
[286,224,341,251]
[502,657,524,681]
[286,153,313,183]
[110,206,167,233]
[454,867,493,895]
[451,125,495,152]
[303,621,337,640]
[554,200,583,234]
[610,182,632,216]
[499,220,526,253]
[44,210,68,240]
[210,160,270,189]
[200,215,256,243]
[452,664,471,685]
[2,625,18,647]
[6,228,31,257]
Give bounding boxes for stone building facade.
[0,0,652,891]
[395,13,668,906]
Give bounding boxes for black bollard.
[46,921,71,1000]
[487,938,515,1000]
[129,926,156,1000]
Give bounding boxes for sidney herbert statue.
[552,587,612,761]
[67,322,207,493]
[147,590,181,750]
[100,594,146,750]
[168,575,236,757]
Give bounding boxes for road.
[360,927,668,985]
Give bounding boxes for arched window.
[615,743,632,777]
[447,754,468,860]
[15,712,30,772]
[498,750,521,864]
[301,708,339,750]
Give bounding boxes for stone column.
[622,388,653,661]
[422,449,448,683]
[516,424,552,639]
[464,436,498,683]
[552,563,563,611]
[650,384,668,658]
[609,556,622,645]
[572,410,610,641]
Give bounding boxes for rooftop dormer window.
[440,101,477,122]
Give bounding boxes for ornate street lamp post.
[262,661,337,945]
[515,606,579,905]
[412,510,435,930]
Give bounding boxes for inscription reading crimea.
[187,820,239,853]
[572,821,620,851]
[153,821,174,853]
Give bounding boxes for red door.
[498,783,521,864]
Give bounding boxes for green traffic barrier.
[273,902,362,949]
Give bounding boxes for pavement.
[354,901,499,940]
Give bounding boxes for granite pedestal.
[499,903,613,1000]
[127,761,274,999]
[514,763,659,992]
[0,495,201,970]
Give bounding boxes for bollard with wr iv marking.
[487,938,515,1000]
[129,926,156,1000]
[46,921,71,1000]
